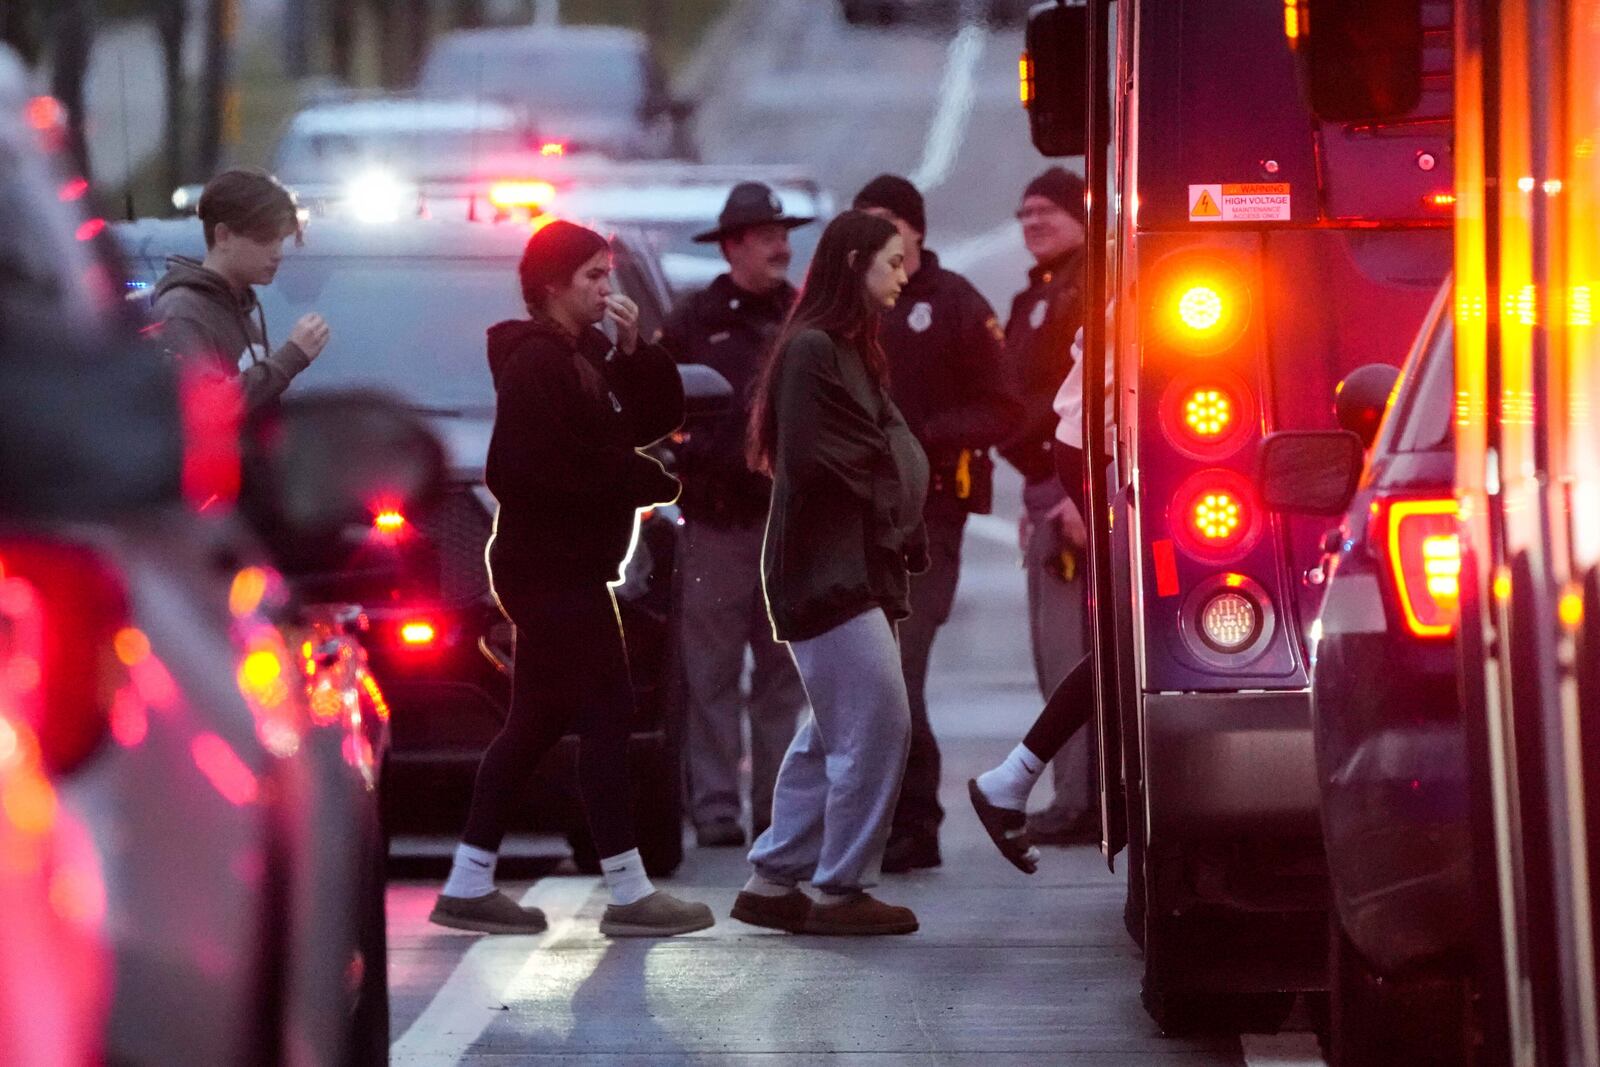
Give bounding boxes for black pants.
[890,495,967,842]
[461,567,637,859]
[1018,443,1107,765]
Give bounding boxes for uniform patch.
[907,301,934,333]
[1029,299,1048,330]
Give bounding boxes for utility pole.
[157,0,187,190]
[49,0,95,181]
[198,0,238,177]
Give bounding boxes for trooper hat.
[692,181,814,243]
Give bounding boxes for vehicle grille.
[416,485,494,603]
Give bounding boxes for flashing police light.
[489,180,557,210]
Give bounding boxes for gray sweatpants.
[748,608,912,894]
[680,520,806,832]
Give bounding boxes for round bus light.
[1191,490,1244,543]
[1198,590,1261,653]
[1183,388,1234,439]
[1177,285,1224,333]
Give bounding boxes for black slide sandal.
[967,779,1039,875]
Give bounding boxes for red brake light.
[1384,498,1460,638]
[1191,490,1245,543]
[1181,387,1235,440]
[489,180,557,210]
[399,620,438,647]
[1170,470,1262,561]
[0,542,127,776]
[373,509,407,535]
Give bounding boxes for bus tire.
[1329,918,1470,1066]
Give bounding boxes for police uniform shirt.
[658,273,795,525]
[999,247,1086,484]
[876,249,1018,480]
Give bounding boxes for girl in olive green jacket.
[729,211,931,937]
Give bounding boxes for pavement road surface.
[385,3,1330,1063]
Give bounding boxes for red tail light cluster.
[0,542,128,776]
[1382,498,1460,638]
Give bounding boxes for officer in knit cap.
[852,173,1022,873]
[656,182,814,849]
[996,165,1096,845]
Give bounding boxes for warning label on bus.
[1188,183,1291,222]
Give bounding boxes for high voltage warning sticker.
[1189,183,1291,222]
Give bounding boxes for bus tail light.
[1198,588,1262,653]
[1383,498,1460,638]
[1170,470,1263,562]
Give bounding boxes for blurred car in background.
[2,45,442,1067]
[257,94,553,224]
[418,24,697,161]
[117,215,731,876]
[1259,282,1477,1065]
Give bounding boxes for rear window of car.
[274,128,535,184]
[422,44,644,113]
[1391,305,1455,453]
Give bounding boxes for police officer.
[998,167,1097,844]
[852,174,1022,872]
[659,181,813,849]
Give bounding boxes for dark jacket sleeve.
[608,339,685,447]
[921,282,1024,453]
[237,340,311,414]
[493,348,679,509]
[657,297,696,364]
[774,333,888,501]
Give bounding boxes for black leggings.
[1019,442,1104,764]
[461,568,637,858]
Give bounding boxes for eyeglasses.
[1015,204,1069,222]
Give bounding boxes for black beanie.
[852,174,926,237]
[519,219,610,309]
[1022,167,1087,225]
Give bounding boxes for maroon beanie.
[518,220,610,309]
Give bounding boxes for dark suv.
[1260,282,1483,1065]
[117,216,726,876]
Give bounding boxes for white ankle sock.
[976,743,1046,811]
[441,842,497,898]
[742,872,798,898]
[600,849,656,906]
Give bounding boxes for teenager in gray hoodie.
[152,168,330,412]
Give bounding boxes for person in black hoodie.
[430,220,714,939]
[151,168,329,413]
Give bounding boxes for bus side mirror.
[1257,431,1365,515]
[1335,362,1402,448]
[1297,0,1424,122]
[1022,1,1107,158]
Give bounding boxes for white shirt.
[1053,324,1115,451]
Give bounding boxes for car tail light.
[1384,498,1460,638]
[399,620,438,647]
[540,142,567,157]
[489,180,557,210]
[0,542,128,776]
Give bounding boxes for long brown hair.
[746,210,898,475]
